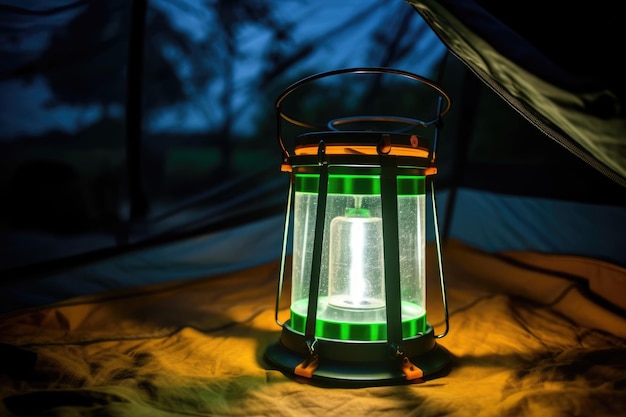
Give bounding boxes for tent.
[1,0,625,416]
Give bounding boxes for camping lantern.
[265,68,451,386]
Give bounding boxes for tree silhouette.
[0,0,449,272]
[2,0,444,225]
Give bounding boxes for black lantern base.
[264,322,451,387]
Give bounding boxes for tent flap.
[407,0,626,187]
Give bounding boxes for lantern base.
[264,322,451,387]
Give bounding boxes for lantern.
[264,68,451,386]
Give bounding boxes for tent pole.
[123,0,149,244]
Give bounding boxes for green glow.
[290,300,426,341]
[295,173,425,196]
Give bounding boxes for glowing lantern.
[265,68,451,386]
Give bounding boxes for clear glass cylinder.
[289,171,426,341]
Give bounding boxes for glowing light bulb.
[328,207,385,313]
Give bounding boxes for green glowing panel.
[295,173,425,196]
[290,299,426,341]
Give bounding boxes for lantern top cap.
[294,131,429,158]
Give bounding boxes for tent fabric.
[0,214,286,314]
[433,189,626,268]
[407,0,626,187]
[1,240,625,417]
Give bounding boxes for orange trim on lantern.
[294,145,429,158]
[294,354,319,379]
[424,166,437,176]
[401,356,424,381]
[282,162,436,175]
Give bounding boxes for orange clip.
[401,356,424,381]
[294,354,319,379]
[424,166,437,176]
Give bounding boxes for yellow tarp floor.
[1,239,625,417]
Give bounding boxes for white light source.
[328,207,385,312]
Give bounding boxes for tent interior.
[1,1,625,416]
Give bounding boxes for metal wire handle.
[275,67,452,167]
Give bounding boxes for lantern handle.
[275,67,451,164]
